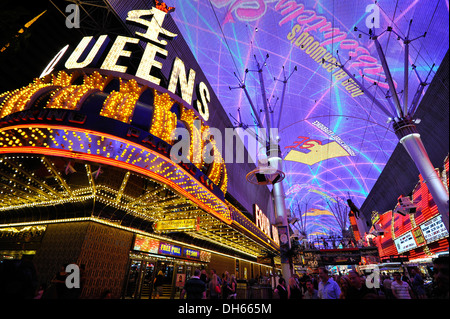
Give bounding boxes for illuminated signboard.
[14,4,229,203]
[412,227,426,247]
[133,235,160,254]
[394,231,417,254]
[200,251,211,262]
[254,203,281,245]
[271,225,280,246]
[154,218,199,232]
[183,248,200,260]
[254,204,271,237]
[420,215,449,244]
[42,6,211,122]
[134,236,201,260]
[371,211,380,225]
[158,242,182,257]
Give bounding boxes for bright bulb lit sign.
[133,235,160,253]
[158,242,182,256]
[183,248,200,260]
[154,218,199,232]
[42,6,211,121]
[420,215,449,244]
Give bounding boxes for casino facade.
[0,1,281,299]
[1,0,449,301]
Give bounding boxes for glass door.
[153,260,176,299]
[140,261,155,299]
[124,260,142,299]
[174,264,185,299]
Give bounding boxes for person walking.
[338,275,350,299]
[221,271,230,299]
[346,270,378,299]
[288,277,302,299]
[152,270,164,299]
[227,274,237,299]
[391,272,412,299]
[318,267,341,299]
[180,269,206,299]
[208,273,221,299]
[430,255,449,299]
[382,274,394,299]
[51,264,69,299]
[411,267,427,299]
[275,277,288,299]
[210,269,221,286]
[200,269,208,284]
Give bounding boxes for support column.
[268,144,291,280]
[394,118,449,232]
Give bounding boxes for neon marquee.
[42,6,212,122]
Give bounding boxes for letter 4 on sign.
[65,264,80,289]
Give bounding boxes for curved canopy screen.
[167,0,448,236]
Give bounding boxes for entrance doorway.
[123,259,157,299]
[122,254,207,299]
[152,260,175,299]
[140,261,156,299]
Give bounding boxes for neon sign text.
[276,0,396,90]
[54,7,211,121]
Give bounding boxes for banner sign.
[278,225,290,263]
[420,215,449,244]
[133,235,160,254]
[394,231,417,254]
[158,242,182,257]
[182,248,200,260]
[154,218,199,232]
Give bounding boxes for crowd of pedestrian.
[0,255,448,300]
[271,255,449,300]
[180,268,241,299]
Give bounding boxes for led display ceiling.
[166,0,448,236]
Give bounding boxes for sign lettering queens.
[42,6,211,121]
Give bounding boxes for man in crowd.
[430,255,449,299]
[180,269,206,299]
[318,267,341,299]
[391,271,412,299]
[346,270,379,299]
[303,279,319,299]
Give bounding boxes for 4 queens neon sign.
[41,6,211,121]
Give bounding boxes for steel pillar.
[268,144,291,279]
[393,117,449,232]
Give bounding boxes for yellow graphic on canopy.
[284,141,350,165]
[305,209,334,217]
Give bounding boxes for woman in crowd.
[288,277,302,299]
